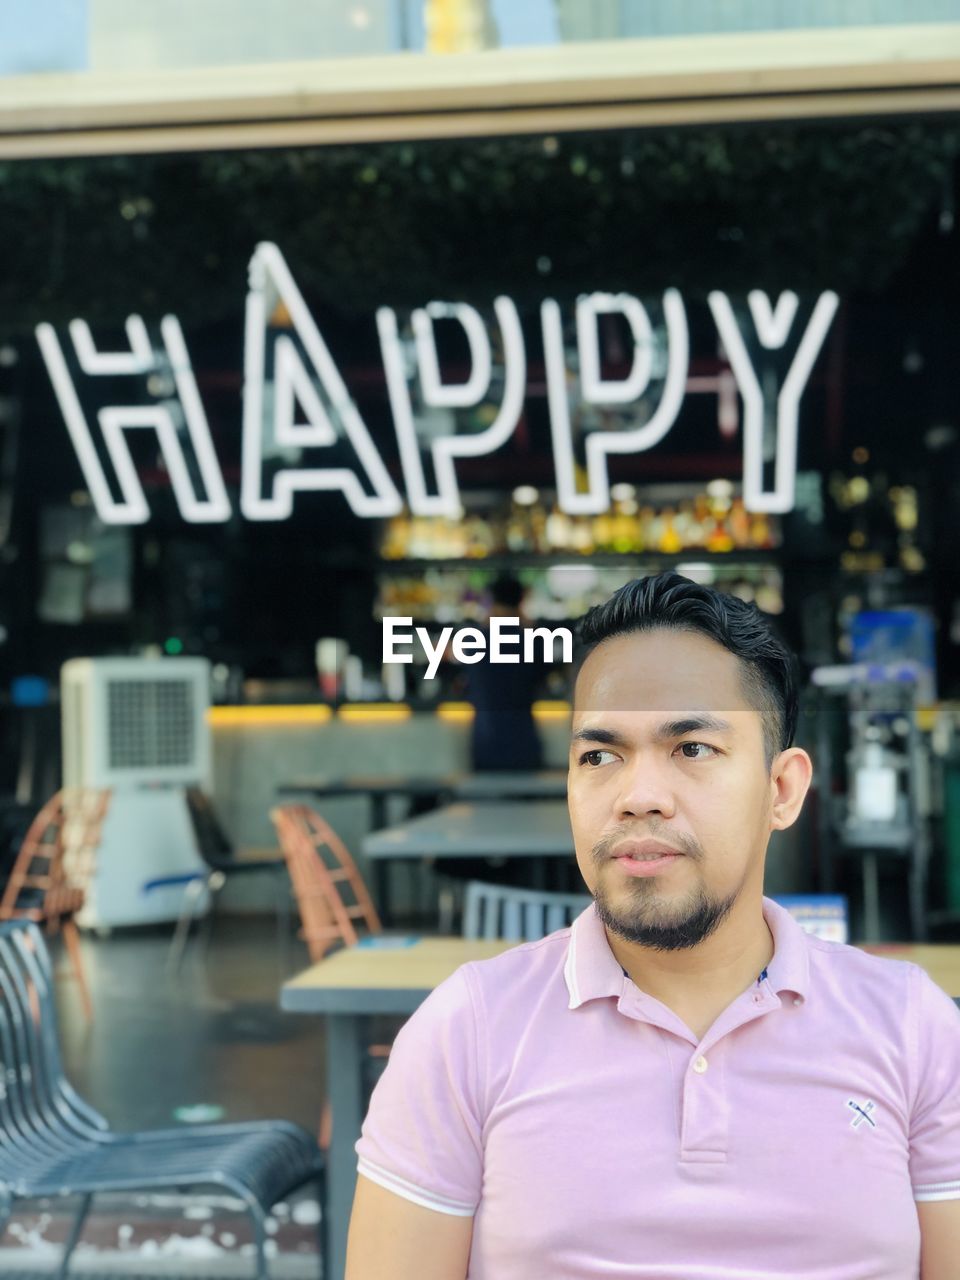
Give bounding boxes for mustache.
[591,825,703,866]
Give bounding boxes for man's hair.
[576,571,799,770]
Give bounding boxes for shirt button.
[692,1055,709,1074]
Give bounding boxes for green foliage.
[0,118,956,331]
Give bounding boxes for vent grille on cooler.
[107,679,196,771]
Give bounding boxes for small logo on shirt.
[847,1098,877,1129]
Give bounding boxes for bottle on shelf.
[658,507,683,555]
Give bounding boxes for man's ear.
[769,748,814,832]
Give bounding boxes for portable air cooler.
[61,657,212,928]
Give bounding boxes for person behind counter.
[346,570,960,1280]
[465,573,544,772]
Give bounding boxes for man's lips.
[610,839,684,861]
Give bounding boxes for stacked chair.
[0,788,110,1022]
[0,918,324,1279]
[271,803,389,1148]
[270,804,382,960]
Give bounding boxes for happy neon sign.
[35,242,838,525]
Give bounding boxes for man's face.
[568,628,778,950]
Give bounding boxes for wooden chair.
[0,788,110,1022]
[270,804,388,1149]
[269,804,382,961]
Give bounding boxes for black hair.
[576,571,799,770]
[489,574,525,609]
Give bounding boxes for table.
[450,770,567,801]
[277,770,568,823]
[281,937,515,1280]
[363,798,576,919]
[282,938,960,1280]
[362,799,574,862]
[277,774,459,831]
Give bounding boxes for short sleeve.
[355,965,484,1216]
[908,964,960,1202]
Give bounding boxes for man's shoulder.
[457,927,573,1007]
[403,928,573,1043]
[806,933,913,979]
[463,927,573,982]
[802,932,938,1010]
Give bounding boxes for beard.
[589,826,741,950]
[592,881,739,951]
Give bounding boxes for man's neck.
[604,895,774,1030]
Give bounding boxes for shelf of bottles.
[381,483,780,562]
[376,483,784,623]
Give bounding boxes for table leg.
[370,795,389,830]
[369,796,392,925]
[325,1013,365,1280]
[373,860,391,927]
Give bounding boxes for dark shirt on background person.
[465,575,543,773]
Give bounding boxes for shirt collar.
[564,894,811,1010]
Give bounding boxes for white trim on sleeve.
[357,1157,477,1217]
[914,1179,960,1202]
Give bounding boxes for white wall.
[88,0,402,72]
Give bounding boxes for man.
[347,571,960,1279]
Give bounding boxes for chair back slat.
[501,898,522,941]
[463,882,592,942]
[1,789,109,925]
[4,926,107,1138]
[0,790,109,1024]
[0,931,84,1166]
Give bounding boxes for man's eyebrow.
[572,716,735,747]
[571,727,630,748]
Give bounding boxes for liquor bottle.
[570,514,595,554]
[749,511,774,550]
[382,512,409,559]
[611,500,637,553]
[689,495,710,548]
[706,516,734,553]
[729,497,751,549]
[530,502,550,554]
[658,507,683,555]
[638,506,656,552]
[546,505,572,551]
[674,500,695,551]
[592,511,615,553]
[506,501,532,553]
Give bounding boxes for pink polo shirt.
[356,897,960,1279]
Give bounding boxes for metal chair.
[463,880,592,941]
[0,918,324,1279]
[164,787,292,970]
[0,789,110,1022]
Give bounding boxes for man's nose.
[614,755,677,821]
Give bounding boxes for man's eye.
[579,749,617,767]
[677,742,718,760]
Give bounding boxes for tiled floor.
[0,917,330,1276]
